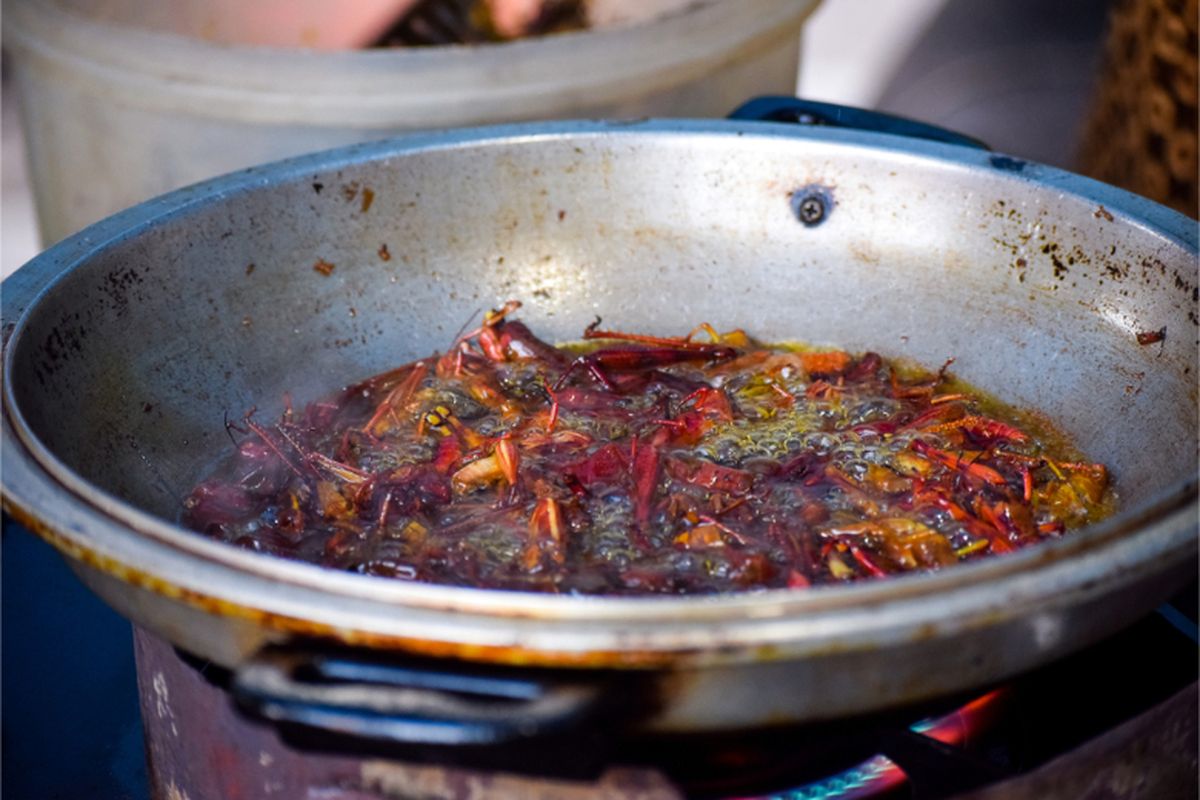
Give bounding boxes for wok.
[3,110,1197,741]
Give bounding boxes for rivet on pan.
[797,196,825,225]
[791,187,832,228]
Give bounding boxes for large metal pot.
[3,115,1196,740]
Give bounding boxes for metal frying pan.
[3,112,1196,740]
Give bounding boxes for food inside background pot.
[373,0,691,45]
[184,302,1114,594]
[47,0,696,49]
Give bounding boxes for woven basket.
[1078,0,1198,218]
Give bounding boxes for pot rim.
[3,119,1197,661]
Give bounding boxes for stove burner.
[737,691,1007,800]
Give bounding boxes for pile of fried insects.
[184,301,1113,594]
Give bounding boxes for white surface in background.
[2,86,39,279]
[798,0,951,106]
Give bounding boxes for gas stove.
[131,595,1198,800]
[3,521,1196,800]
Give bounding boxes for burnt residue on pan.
[986,198,1198,365]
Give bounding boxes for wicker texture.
[1078,0,1199,218]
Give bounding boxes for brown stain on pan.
[3,497,697,670]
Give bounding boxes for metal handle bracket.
[232,645,613,747]
[728,96,990,150]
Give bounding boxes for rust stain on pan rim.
[4,498,688,669]
[6,495,875,668]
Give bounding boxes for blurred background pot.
[3,0,818,244]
